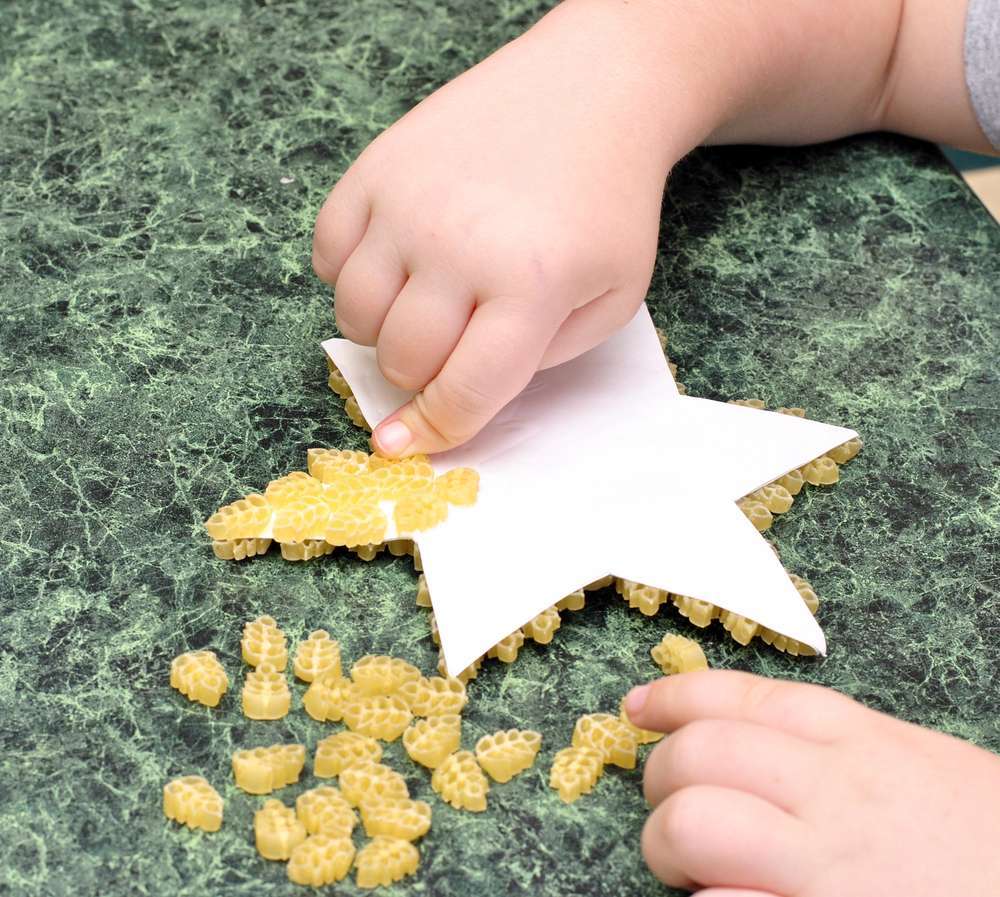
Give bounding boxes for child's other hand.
[625,670,1000,896]
[313,4,678,457]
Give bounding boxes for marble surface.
[1,1,998,895]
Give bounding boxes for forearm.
[541,0,992,160]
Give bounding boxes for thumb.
[372,297,562,457]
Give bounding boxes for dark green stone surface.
[1,2,998,895]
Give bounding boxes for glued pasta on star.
[737,497,773,532]
[432,467,479,506]
[556,589,586,612]
[170,650,229,707]
[672,594,720,628]
[486,629,525,663]
[475,729,542,783]
[801,455,839,485]
[431,751,489,812]
[212,537,272,561]
[523,606,561,644]
[616,579,670,616]
[437,651,481,684]
[402,715,462,769]
[163,776,223,832]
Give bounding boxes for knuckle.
[663,721,717,775]
[426,376,497,434]
[377,359,425,392]
[657,788,706,855]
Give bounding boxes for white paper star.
[324,307,858,674]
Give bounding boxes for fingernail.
[625,683,651,717]
[375,420,413,456]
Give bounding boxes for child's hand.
[312,3,692,457]
[625,670,1000,895]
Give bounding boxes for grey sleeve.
[966,0,1000,150]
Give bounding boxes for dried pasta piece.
[801,455,839,486]
[242,663,291,720]
[170,650,228,707]
[360,798,432,841]
[204,493,272,540]
[433,467,480,506]
[549,746,604,803]
[620,697,664,745]
[413,544,423,571]
[827,437,862,464]
[415,574,432,608]
[776,406,806,417]
[255,799,307,861]
[437,651,481,684]
[748,483,794,514]
[672,594,719,628]
[776,467,806,496]
[352,542,385,562]
[306,447,368,481]
[402,715,462,769]
[651,633,709,675]
[314,731,383,778]
[617,579,670,616]
[288,834,356,887]
[232,743,306,795]
[737,498,773,532]
[241,615,288,670]
[387,538,414,556]
[296,785,358,838]
[729,398,766,409]
[293,630,342,683]
[475,729,542,783]
[265,471,325,508]
[719,609,760,646]
[344,396,371,431]
[163,775,223,832]
[355,836,420,889]
[572,713,638,769]
[431,751,489,812]
[429,612,441,647]
[280,539,336,562]
[325,361,355,399]
[212,537,272,561]
[303,673,360,723]
[585,575,615,591]
[759,574,820,655]
[339,760,410,808]
[398,675,468,716]
[487,629,525,663]
[394,492,449,533]
[272,496,331,543]
[325,504,387,548]
[351,655,422,697]
[523,606,561,644]
[556,589,586,612]
[343,693,412,741]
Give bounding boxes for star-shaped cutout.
[324,307,858,674]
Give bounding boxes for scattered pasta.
[354,837,420,889]
[293,630,341,682]
[242,662,291,720]
[339,761,410,808]
[402,715,462,770]
[162,776,223,832]
[431,751,489,812]
[170,650,228,707]
[549,746,604,803]
[254,799,306,861]
[303,672,360,723]
[571,713,638,770]
[351,655,422,697]
[398,676,467,717]
[342,693,413,742]
[287,834,356,887]
[296,786,357,838]
[475,730,542,783]
[232,743,306,795]
[650,634,709,675]
[360,798,432,841]
[314,731,383,778]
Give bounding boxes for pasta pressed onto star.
[296,786,357,838]
[802,455,840,485]
[616,580,670,616]
[242,662,290,720]
[758,574,820,655]
[650,633,709,675]
[254,799,306,861]
[737,497,774,532]
[436,650,482,684]
[431,750,489,812]
[241,615,288,670]
[287,833,356,887]
[354,836,420,889]
[314,732,383,778]
[432,467,479,506]
[293,630,341,682]
[342,693,413,741]
[393,492,449,533]
[351,655,422,697]
[549,746,604,804]
[402,715,462,769]
[556,589,586,612]
[360,798,432,841]
[671,594,721,628]
[486,629,525,663]
[571,713,639,770]
[338,760,410,808]
[279,538,335,562]
[232,743,306,795]
[211,537,272,561]
[522,606,561,644]
[415,574,432,607]
[344,396,371,431]
[162,775,223,832]
[474,729,542,783]
[170,650,228,707]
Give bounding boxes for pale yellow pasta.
[415,574,432,608]
[650,633,709,675]
[748,483,794,514]
[549,746,604,803]
[437,651,481,684]
[170,650,228,707]
[431,751,489,812]
[801,455,839,485]
[293,630,341,682]
[776,467,806,495]
[572,713,638,770]
[719,609,760,646]
[776,406,806,417]
[386,538,414,556]
[254,799,307,861]
[352,542,384,562]
[523,606,561,644]
[204,493,272,540]
[344,395,371,431]
[232,743,306,795]
[314,731,383,778]
[342,694,413,741]
[475,729,542,783]
[212,537,272,561]
[556,589,586,612]
[287,834,356,887]
[279,539,336,562]
[620,697,664,745]
[241,615,288,670]
[737,497,773,532]
[616,579,670,616]
[394,492,449,533]
[354,837,420,889]
[432,467,480,506]
[351,655,422,696]
[360,798,432,841]
[398,676,468,717]
[584,575,615,590]
[303,673,360,723]
[671,594,720,628]
[728,398,766,409]
[242,663,290,720]
[296,785,357,838]
[486,629,525,663]
[402,715,462,769]
[339,761,410,808]
[163,775,223,832]
[827,436,862,464]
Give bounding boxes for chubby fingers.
[312,172,371,287]
[642,785,807,893]
[625,669,861,744]
[372,296,564,457]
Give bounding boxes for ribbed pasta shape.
[287,834,356,886]
[279,538,335,562]
[556,589,586,612]
[170,650,228,707]
[549,746,604,803]
[232,743,306,795]
[432,467,479,506]
[293,630,341,682]
[436,651,481,684]
[522,606,561,644]
[486,629,525,663]
[242,662,290,720]
[616,580,670,616]
[360,798,432,841]
[204,493,272,540]
[354,837,420,889]
[254,799,306,861]
[475,729,542,783]
[415,574,432,607]
[431,751,489,812]
[397,676,467,717]
[212,537,272,561]
[827,436,862,464]
[671,594,720,628]
[650,633,709,675]
[402,715,461,769]
[572,713,638,769]
[338,761,410,808]
[393,492,449,533]
[314,731,383,778]
[351,655,422,696]
[302,673,360,723]
[162,776,223,832]
[241,615,288,670]
[296,786,357,838]
[801,455,839,485]
[748,483,794,514]
[342,694,413,741]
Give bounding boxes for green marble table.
[2,2,998,895]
